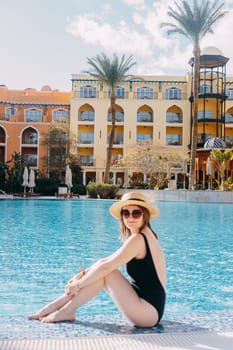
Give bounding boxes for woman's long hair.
[119,206,158,240]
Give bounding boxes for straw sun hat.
[110,192,160,220]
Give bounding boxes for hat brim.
[110,199,160,220]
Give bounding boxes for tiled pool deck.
[0,311,232,349]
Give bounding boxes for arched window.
[22,128,38,144]
[0,127,6,163]
[165,87,182,100]
[53,109,69,122]
[24,108,42,122]
[0,127,6,143]
[137,87,153,99]
[80,85,96,98]
[166,106,183,123]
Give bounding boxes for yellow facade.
[70,74,192,184]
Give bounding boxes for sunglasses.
[121,209,143,219]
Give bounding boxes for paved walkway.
[0,330,233,350]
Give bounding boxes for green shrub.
[72,183,87,195]
[86,182,119,199]
[35,178,60,195]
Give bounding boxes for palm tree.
[161,0,226,189]
[84,53,136,183]
[210,149,233,190]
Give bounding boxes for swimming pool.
[0,198,233,338]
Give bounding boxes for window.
[0,127,6,143]
[137,133,152,142]
[108,86,125,98]
[22,129,38,145]
[80,155,94,166]
[5,107,17,120]
[80,110,95,121]
[199,84,211,94]
[137,112,153,122]
[115,86,125,98]
[108,112,124,122]
[25,109,42,122]
[166,112,182,123]
[114,133,123,144]
[24,154,38,167]
[225,135,233,147]
[53,109,69,122]
[197,133,212,143]
[137,87,153,99]
[225,113,233,123]
[226,89,233,100]
[166,134,182,145]
[80,85,96,98]
[107,132,123,145]
[198,111,213,120]
[80,132,94,144]
[165,87,182,100]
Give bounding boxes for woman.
[28,192,166,327]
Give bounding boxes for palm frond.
[161,0,226,45]
[84,53,136,91]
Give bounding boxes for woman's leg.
[27,294,72,320]
[40,270,158,327]
[40,278,104,322]
[105,270,159,328]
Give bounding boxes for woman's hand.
[68,267,86,285]
[65,281,81,297]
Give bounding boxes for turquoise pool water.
[1,199,233,320]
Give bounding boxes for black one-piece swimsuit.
[126,232,166,325]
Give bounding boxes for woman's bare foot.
[39,310,75,323]
[27,294,71,321]
[27,313,45,320]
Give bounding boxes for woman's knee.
[104,270,121,290]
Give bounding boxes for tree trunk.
[103,93,116,183]
[189,44,200,190]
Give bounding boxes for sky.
[1,0,233,92]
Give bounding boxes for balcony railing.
[166,112,183,123]
[166,134,182,146]
[80,156,95,166]
[137,112,153,123]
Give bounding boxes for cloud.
[123,0,146,9]
[67,0,233,77]
[67,14,154,58]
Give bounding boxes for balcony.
[137,112,153,123]
[136,134,152,142]
[108,112,124,122]
[79,133,94,145]
[166,134,182,146]
[225,113,233,124]
[80,155,95,166]
[80,111,95,122]
[166,112,183,123]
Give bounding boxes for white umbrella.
[28,168,36,193]
[206,157,212,176]
[22,167,29,193]
[206,157,212,190]
[65,165,73,193]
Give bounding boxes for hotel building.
[1,47,233,188]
